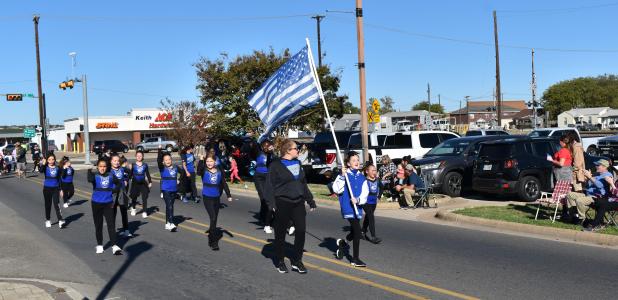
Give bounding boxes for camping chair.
[584,198,618,228]
[535,180,571,223]
[413,172,435,208]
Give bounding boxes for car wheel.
[518,176,541,202]
[123,147,129,153]
[442,172,463,197]
[166,145,173,152]
[586,146,598,156]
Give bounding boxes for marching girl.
[197,154,232,251]
[88,159,122,255]
[362,164,382,244]
[60,156,75,209]
[129,151,152,218]
[255,140,275,233]
[331,151,368,267]
[158,148,182,232]
[110,154,131,237]
[39,153,65,229]
[180,145,199,203]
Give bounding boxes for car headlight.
[420,161,444,170]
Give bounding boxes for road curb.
[435,210,618,246]
[0,277,85,300]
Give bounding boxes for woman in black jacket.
[265,139,316,274]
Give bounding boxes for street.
[0,170,616,300]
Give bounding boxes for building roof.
[560,107,609,117]
[511,109,537,120]
[602,109,618,117]
[383,110,432,118]
[450,100,527,115]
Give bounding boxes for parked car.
[93,140,129,154]
[465,129,510,137]
[576,122,601,132]
[411,136,509,197]
[608,121,618,130]
[472,136,609,201]
[135,137,179,153]
[596,135,618,163]
[528,127,601,155]
[307,131,358,179]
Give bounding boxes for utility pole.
[531,48,538,129]
[458,100,462,126]
[311,15,325,68]
[465,95,470,127]
[493,10,502,128]
[82,74,91,164]
[33,15,47,155]
[427,83,431,130]
[355,0,369,162]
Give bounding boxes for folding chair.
[535,180,570,223]
[413,173,435,208]
[607,207,618,227]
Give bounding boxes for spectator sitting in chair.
[584,176,618,232]
[395,164,424,210]
[565,159,613,224]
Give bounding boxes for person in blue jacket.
[197,154,232,251]
[254,140,275,234]
[39,153,65,229]
[362,163,382,244]
[60,156,75,209]
[88,159,122,255]
[129,151,152,219]
[158,148,182,232]
[110,154,131,238]
[331,151,368,267]
[180,145,199,204]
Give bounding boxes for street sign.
[372,98,380,113]
[368,111,380,123]
[23,128,35,138]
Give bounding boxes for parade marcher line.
[24,177,479,300]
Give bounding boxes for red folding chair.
[535,180,571,223]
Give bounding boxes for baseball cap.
[405,164,415,171]
[594,159,610,168]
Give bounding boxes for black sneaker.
[210,242,220,251]
[335,239,346,260]
[276,261,288,273]
[351,258,366,268]
[291,261,307,274]
[345,233,353,242]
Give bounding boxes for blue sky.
[1,0,618,125]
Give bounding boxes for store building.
[64,108,172,152]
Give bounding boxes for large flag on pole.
[248,45,321,142]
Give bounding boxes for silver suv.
[135,137,178,153]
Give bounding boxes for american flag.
[248,45,320,142]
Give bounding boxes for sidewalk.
[0,278,83,300]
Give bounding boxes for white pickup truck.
[322,130,460,173]
[527,127,602,155]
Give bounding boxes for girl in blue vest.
[180,145,199,204]
[254,140,275,233]
[110,154,131,237]
[88,159,122,255]
[331,151,368,267]
[158,148,182,232]
[129,151,152,218]
[362,164,382,244]
[197,154,232,250]
[60,156,75,209]
[39,153,65,229]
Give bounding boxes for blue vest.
[366,179,379,205]
[184,153,195,173]
[161,165,178,192]
[44,166,60,188]
[92,173,115,203]
[132,163,148,182]
[338,170,365,219]
[202,170,222,198]
[255,153,268,174]
[111,167,127,190]
[61,167,74,184]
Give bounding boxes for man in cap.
[402,164,425,208]
[565,159,613,224]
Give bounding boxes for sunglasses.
[289,147,299,151]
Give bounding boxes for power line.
[0,14,316,23]
[497,2,618,14]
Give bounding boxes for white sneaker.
[264,226,273,234]
[142,212,148,219]
[45,220,51,228]
[122,230,133,237]
[58,220,66,228]
[111,245,122,255]
[288,226,296,235]
[165,223,171,230]
[130,208,136,216]
[95,245,104,254]
[169,223,177,232]
[160,193,163,199]
[63,203,69,208]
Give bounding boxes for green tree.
[542,74,618,120]
[379,96,395,114]
[159,98,210,147]
[412,101,444,114]
[195,49,348,137]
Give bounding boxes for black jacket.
[264,159,316,209]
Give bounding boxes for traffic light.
[59,80,75,90]
[6,94,23,101]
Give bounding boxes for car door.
[144,138,156,150]
[417,133,441,157]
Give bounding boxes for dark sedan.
[411,136,508,197]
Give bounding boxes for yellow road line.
[24,177,479,300]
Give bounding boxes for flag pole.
[306,38,359,216]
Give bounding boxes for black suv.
[93,140,129,154]
[472,136,609,201]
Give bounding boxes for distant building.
[511,109,544,129]
[557,107,609,127]
[332,110,436,132]
[450,100,527,129]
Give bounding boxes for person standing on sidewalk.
[60,157,75,209]
[331,151,368,267]
[197,154,232,251]
[568,132,586,192]
[14,142,27,179]
[362,164,382,244]
[180,145,199,204]
[158,148,182,232]
[255,140,275,234]
[265,139,316,274]
[39,153,65,229]
[129,151,152,218]
[88,159,122,255]
[110,154,131,237]
[31,144,41,174]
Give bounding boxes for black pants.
[202,196,221,244]
[162,191,177,224]
[362,204,377,237]
[274,199,306,263]
[591,198,618,227]
[181,172,198,199]
[347,219,362,260]
[61,182,74,204]
[254,174,272,226]
[113,189,129,231]
[130,182,150,213]
[43,187,63,221]
[92,201,116,246]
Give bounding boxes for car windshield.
[425,139,471,156]
[528,130,551,137]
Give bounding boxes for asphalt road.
[0,169,616,300]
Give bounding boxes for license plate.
[483,164,492,171]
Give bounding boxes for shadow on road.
[64,213,84,226]
[70,199,88,207]
[260,239,302,266]
[96,241,153,300]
